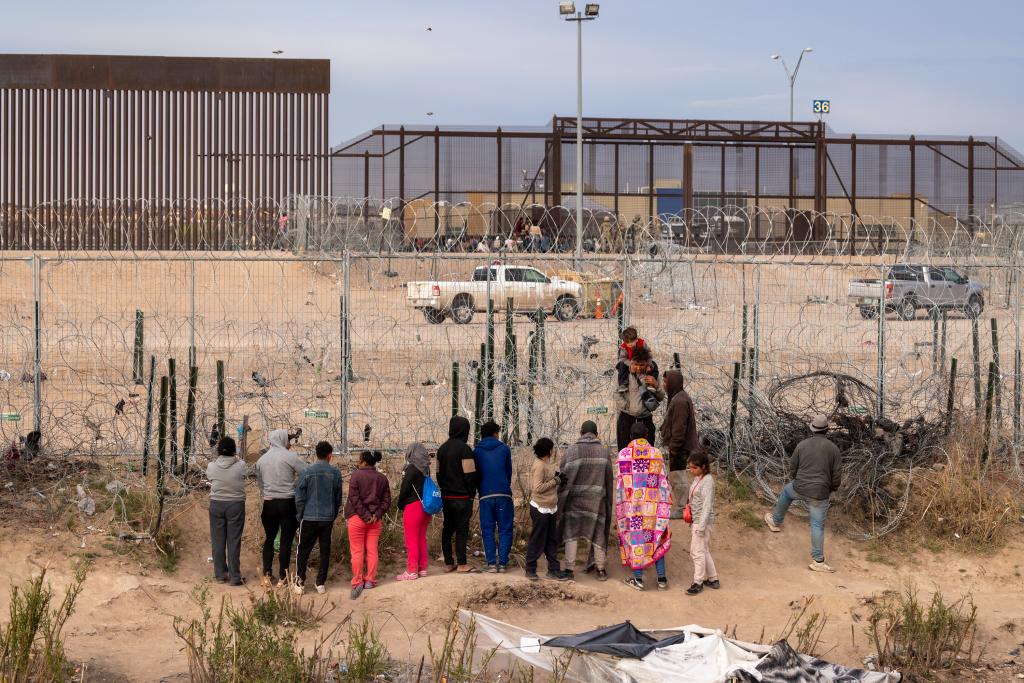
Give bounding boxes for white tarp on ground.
[462,611,900,683]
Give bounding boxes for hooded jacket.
[397,443,431,510]
[613,367,665,419]
[436,416,478,499]
[660,370,699,471]
[254,429,309,499]
[206,456,247,502]
[473,436,513,499]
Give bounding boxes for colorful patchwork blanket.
[614,438,672,570]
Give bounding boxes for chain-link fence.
[2,198,1024,538]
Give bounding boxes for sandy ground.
[0,476,1022,682]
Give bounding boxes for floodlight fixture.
[771,54,780,60]
[584,3,600,16]
[559,2,575,15]
[803,47,814,53]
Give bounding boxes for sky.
[3,0,1023,150]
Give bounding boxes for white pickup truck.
[407,265,583,324]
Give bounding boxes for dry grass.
[868,585,980,677]
[905,428,1019,552]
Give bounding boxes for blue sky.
[4,0,1023,149]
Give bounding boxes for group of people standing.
[204,326,844,597]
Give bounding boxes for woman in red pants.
[345,450,391,600]
[395,442,433,581]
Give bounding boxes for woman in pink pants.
[395,443,433,580]
[345,450,391,600]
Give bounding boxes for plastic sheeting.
[543,621,689,659]
[463,611,901,683]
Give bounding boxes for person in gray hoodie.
[255,429,308,585]
[207,437,247,586]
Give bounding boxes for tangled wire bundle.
[715,371,949,538]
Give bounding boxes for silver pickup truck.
[847,265,985,320]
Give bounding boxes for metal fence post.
[340,252,351,456]
[876,263,886,418]
[32,256,42,436]
[189,259,197,367]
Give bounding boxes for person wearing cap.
[557,420,615,581]
[474,420,514,573]
[764,414,842,573]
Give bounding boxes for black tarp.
[543,621,689,659]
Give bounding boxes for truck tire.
[859,306,878,320]
[423,307,446,325]
[554,296,580,322]
[450,295,475,325]
[964,294,984,319]
[895,297,916,321]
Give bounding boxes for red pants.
[347,515,382,587]
[402,501,431,574]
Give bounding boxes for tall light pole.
[561,2,599,261]
[771,47,813,122]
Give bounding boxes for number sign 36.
[813,99,831,114]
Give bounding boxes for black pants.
[209,499,245,582]
[441,498,473,566]
[525,507,560,573]
[260,497,299,578]
[616,412,656,451]
[295,519,334,587]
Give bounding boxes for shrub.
[174,585,339,683]
[341,615,390,681]
[0,567,87,683]
[868,586,979,676]
[428,609,497,683]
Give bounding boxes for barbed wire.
[1,197,1023,539]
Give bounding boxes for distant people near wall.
[345,450,391,600]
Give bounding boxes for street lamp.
[561,2,599,261]
[770,47,813,122]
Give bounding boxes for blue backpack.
[420,472,443,515]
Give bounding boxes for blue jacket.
[295,461,343,522]
[473,437,513,499]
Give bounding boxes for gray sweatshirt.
[207,456,247,502]
[688,474,715,533]
[255,429,308,499]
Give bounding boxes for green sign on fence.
[586,406,608,415]
[1,413,21,422]
[303,409,330,419]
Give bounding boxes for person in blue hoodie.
[474,420,514,572]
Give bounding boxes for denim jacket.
[295,461,342,522]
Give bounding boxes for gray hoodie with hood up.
[255,429,308,499]
[207,456,247,502]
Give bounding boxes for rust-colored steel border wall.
[0,54,330,249]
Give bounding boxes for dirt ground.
[0,475,1022,682]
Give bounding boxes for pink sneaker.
[418,570,428,578]
[395,572,419,582]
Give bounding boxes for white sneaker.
[315,585,326,595]
[763,513,781,533]
[292,583,304,595]
[808,561,835,573]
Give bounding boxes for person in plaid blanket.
[614,422,673,591]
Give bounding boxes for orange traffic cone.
[594,297,605,319]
